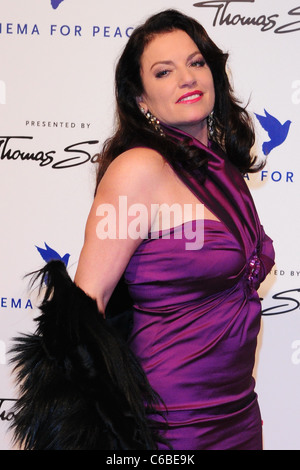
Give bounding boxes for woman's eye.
[155,70,169,78]
[191,59,206,67]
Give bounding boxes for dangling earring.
[139,107,164,137]
[207,111,215,139]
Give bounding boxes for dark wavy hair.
[95,9,261,188]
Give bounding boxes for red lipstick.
[176,91,203,104]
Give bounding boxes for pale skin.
[74,30,219,313]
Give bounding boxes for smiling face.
[138,29,215,145]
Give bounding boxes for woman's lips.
[176,91,204,104]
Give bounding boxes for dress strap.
[162,124,261,258]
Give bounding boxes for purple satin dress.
[124,130,275,450]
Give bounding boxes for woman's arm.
[74,147,165,313]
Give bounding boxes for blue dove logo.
[255,109,291,156]
[51,0,65,9]
[36,243,70,266]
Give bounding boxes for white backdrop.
[0,0,299,450]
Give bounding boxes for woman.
[11,9,274,450]
[73,9,275,450]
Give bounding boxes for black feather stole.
[9,260,168,450]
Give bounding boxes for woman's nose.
[178,68,197,88]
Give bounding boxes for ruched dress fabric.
[124,129,275,450]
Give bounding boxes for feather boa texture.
[9,260,168,450]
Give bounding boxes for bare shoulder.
[96,147,167,199]
[107,147,166,178]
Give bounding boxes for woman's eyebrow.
[150,51,202,70]
[150,60,173,70]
